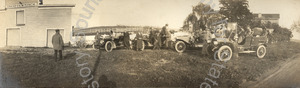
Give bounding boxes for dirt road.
[243,54,300,87]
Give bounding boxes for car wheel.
[77,42,87,48]
[175,41,186,53]
[217,45,232,61]
[105,41,113,52]
[256,45,266,58]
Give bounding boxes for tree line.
[183,0,293,42]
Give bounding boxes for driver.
[110,30,115,40]
[160,24,171,49]
[94,31,101,47]
[202,29,213,56]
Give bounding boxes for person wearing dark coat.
[149,28,155,44]
[160,24,171,48]
[123,32,131,49]
[135,32,143,51]
[153,32,161,50]
[52,29,64,62]
[94,31,101,48]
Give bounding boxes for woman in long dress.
[135,32,143,51]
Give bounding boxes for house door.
[6,28,21,46]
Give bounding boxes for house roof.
[38,4,75,8]
[253,13,280,20]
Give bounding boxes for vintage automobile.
[171,22,268,61]
[93,32,123,52]
[209,23,268,61]
[170,31,208,53]
[93,32,152,52]
[73,35,95,48]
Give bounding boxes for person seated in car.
[110,30,115,40]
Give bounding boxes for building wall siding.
[0,6,72,47]
[0,11,6,47]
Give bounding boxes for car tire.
[105,41,113,52]
[175,41,186,53]
[256,45,266,58]
[217,45,233,61]
[77,41,86,48]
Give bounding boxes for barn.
[0,0,74,47]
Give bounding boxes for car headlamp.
[100,40,104,44]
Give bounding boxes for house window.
[16,10,25,25]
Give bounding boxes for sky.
[1,0,300,29]
[248,0,300,28]
[44,0,221,28]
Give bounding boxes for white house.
[0,0,74,47]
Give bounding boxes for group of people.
[50,24,171,61]
[123,31,144,51]
[122,24,172,51]
[150,24,172,50]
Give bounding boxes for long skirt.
[123,39,130,49]
[136,39,143,49]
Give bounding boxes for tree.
[291,18,300,33]
[183,3,224,31]
[263,22,293,42]
[219,0,253,28]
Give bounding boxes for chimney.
[39,0,43,5]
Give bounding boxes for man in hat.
[52,29,64,62]
[94,31,101,49]
[149,27,155,44]
[160,24,171,49]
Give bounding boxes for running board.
[195,45,203,47]
[239,51,256,53]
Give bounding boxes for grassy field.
[0,41,300,87]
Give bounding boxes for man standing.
[202,30,212,56]
[160,24,171,49]
[149,28,155,44]
[52,29,64,62]
[94,31,101,49]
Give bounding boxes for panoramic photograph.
[0,0,300,87]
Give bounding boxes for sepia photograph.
[0,0,300,87]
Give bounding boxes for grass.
[0,41,300,87]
